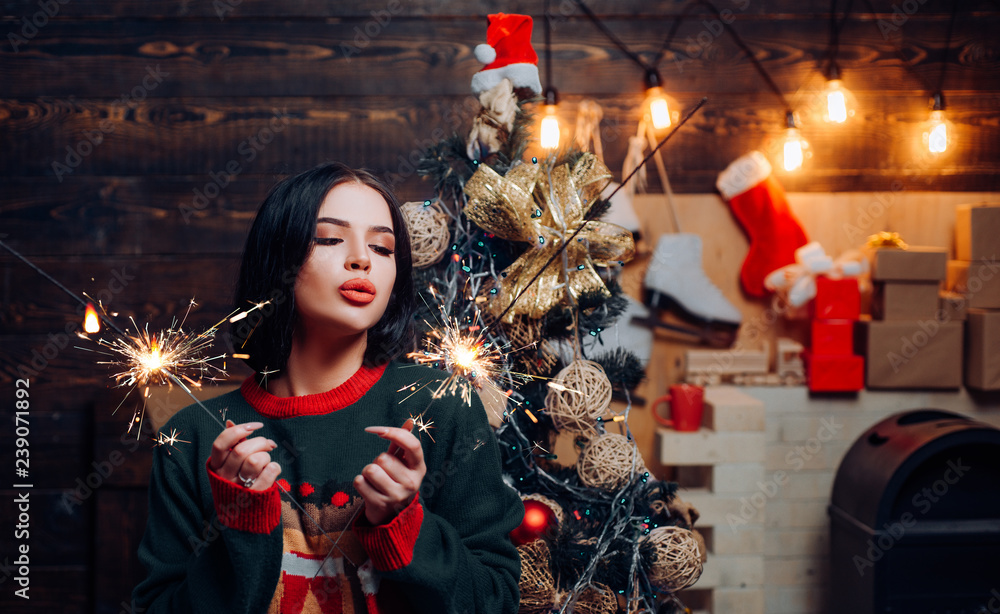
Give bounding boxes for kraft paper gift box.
[955,203,1000,261]
[871,281,941,320]
[965,309,1000,391]
[855,318,963,389]
[939,291,968,321]
[946,260,1000,309]
[870,246,947,282]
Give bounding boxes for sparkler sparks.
[74,299,234,441]
[86,316,228,390]
[410,412,436,443]
[153,428,191,454]
[406,317,510,406]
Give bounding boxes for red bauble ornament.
[510,499,558,546]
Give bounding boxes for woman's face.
[294,181,397,341]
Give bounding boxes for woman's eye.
[370,245,395,256]
[314,237,343,246]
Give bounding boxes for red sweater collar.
[240,363,387,419]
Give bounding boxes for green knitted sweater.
[132,361,523,614]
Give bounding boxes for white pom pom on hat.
[474,43,497,64]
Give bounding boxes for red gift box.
[811,320,855,355]
[804,352,864,392]
[812,277,861,320]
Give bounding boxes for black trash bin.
[829,409,1000,614]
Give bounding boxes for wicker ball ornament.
[503,316,558,376]
[401,201,450,268]
[545,360,612,434]
[517,539,556,614]
[576,432,647,490]
[554,583,617,614]
[642,526,704,591]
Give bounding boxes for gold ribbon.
[463,153,636,322]
[866,231,909,250]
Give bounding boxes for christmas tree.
[401,13,706,614]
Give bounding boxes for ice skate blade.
[630,315,737,348]
[642,289,742,329]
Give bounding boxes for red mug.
[652,384,705,432]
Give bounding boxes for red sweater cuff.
[354,495,424,571]
[205,459,281,534]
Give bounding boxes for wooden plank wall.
[0,1,998,611]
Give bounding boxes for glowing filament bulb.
[84,303,101,334]
[782,128,805,172]
[825,80,848,123]
[927,110,948,154]
[540,105,560,150]
[647,87,672,130]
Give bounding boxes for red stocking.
[717,151,809,297]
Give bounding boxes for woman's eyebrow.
[317,217,393,235]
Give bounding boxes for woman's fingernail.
[245,422,264,430]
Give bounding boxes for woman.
[133,162,524,614]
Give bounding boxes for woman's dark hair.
[232,162,414,372]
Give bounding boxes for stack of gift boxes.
[947,204,1000,390]
[805,276,865,392]
[856,246,964,388]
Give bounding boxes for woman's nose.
[345,246,370,271]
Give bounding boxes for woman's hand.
[355,424,426,525]
[208,420,282,491]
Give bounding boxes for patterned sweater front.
[132,361,524,614]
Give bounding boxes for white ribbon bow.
[764,241,869,307]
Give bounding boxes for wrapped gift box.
[946,260,1000,309]
[855,318,963,389]
[813,276,861,320]
[803,352,864,392]
[811,319,855,355]
[939,291,968,322]
[871,281,941,320]
[966,309,1000,391]
[870,246,947,282]
[955,203,1000,261]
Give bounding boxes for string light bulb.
[821,65,855,124]
[644,69,673,130]
[778,111,809,172]
[924,92,951,155]
[540,88,561,150]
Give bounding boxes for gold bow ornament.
[463,153,636,322]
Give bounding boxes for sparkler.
[153,427,191,455]
[71,296,240,438]
[410,412,436,443]
[406,316,510,407]
[89,315,228,390]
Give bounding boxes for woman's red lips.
[339,279,376,304]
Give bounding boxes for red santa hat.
[471,13,543,95]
